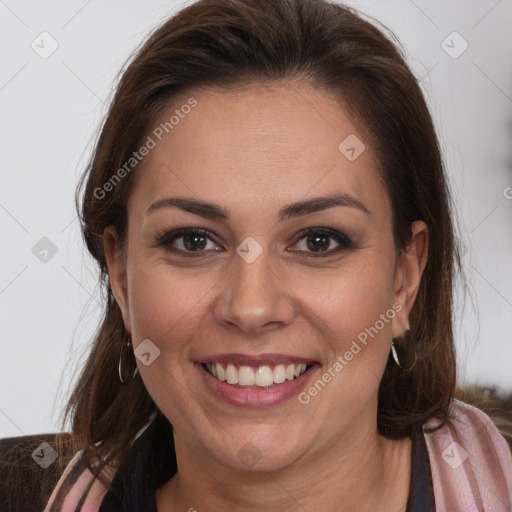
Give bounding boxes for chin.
[204,427,313,473]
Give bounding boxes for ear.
[103,225,131,334]
[391,221,428,338]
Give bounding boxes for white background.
[1,0,511,438]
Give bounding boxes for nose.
[212,247,296,334]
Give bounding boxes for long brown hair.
[66,0,459,479]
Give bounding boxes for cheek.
[293,257,396,363]
[127,264,216,356]
[290,261,397,423]
[297,263,393,340]
[125,264,220,421]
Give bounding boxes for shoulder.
[43,415,163,512]
[0,433,74,512]
[43,448,117,512]
[423,399,512,511]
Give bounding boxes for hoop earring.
[118,335,138,384]
[391,328,416,372]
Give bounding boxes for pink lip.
[197,352,316,367]
[196,361,320,407]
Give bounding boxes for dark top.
[98,414,435,512]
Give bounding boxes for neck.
[156,423,412,512]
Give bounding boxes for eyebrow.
[146,193,370,221]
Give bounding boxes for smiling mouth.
[203,362,312,388]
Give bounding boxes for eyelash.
[153,226,354,257]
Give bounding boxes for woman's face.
[106,81,427,471]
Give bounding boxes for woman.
[43,0,512,510]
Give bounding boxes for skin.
[104,81,428,512]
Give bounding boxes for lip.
[196,358,320,407]
[197,352,315,367]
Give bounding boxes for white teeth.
[216,363,226,381]
[273,364,286,384]
[206,362,309,387]
[226,363,239,384]
[255,366,274,387]
[239,366,255,385]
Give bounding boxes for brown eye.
[290,228,354,255]
[183,233,208,251]
[155,228,222,253]
[306,234,331,252]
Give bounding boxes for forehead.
[127,82,388,220]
